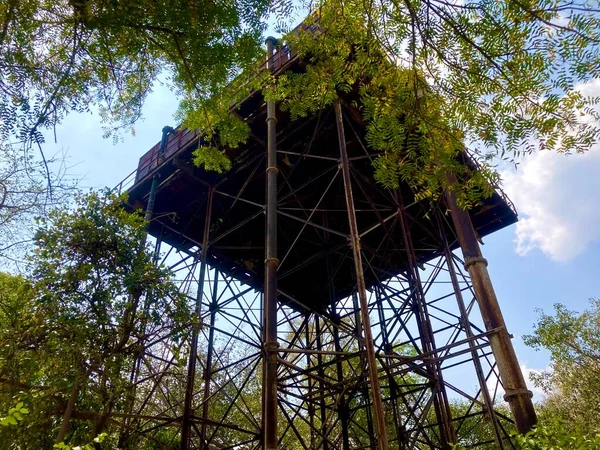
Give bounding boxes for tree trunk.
[56,378,81,444]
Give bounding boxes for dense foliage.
[186,0,600,204]
[0,0,271,148]
[3,0,600,203]
[514,420,600,450]
[0,192,190,448]
[524,299,600,436]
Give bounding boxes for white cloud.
[500,78,600,262]
[501,147,600,262]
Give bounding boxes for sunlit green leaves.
[0,402,29,427]
[515,420,600,450]
[453,418,600,450]
[53,432,107,450]
[0,0,270,149]
[523,299,600,436]
[0,191,191,447]
[193,146,233,173]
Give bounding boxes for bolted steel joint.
[503,388,533,402]
[464,256,488,270]
[264,341,279,351]
[264,341,280,363]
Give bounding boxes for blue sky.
[42,69,600,398]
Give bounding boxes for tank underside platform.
[126,85,516,314]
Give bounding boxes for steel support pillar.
[352,291,376,447]
[438,211,505,449]
[120,125,172,447]
[335,100,389,450]
[263,35,279,450]
[375,286,406,450]
[314,318,328,450]
[306,316,316,449]
[396,194,456,448]
[323,212,351,450]
[444,173,537,434]
[182,186,215,449]
[143,126,172,238]
[200,270,220,448]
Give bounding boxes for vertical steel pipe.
[352,291,376,447]
[375,286,406,450]
[143,126,172,234]
[335,100,389,450]
[437,210,504,449]
[182,186,215,449]
[396,193,456,448]
[200,270,220,448]
[325,213,351,450]
[315,317,328,450]
[263,35,279,450]
[120,126,172,446]
[444,173,537,434]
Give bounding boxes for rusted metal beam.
[335,99,389,450]
[199,270,220,448]
[437,209,506,449]
[263,35,279,450]
[444,172,537,434]
[395,192,457,449]
[181,186,214,449]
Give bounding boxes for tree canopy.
[2,0,600,195]
[0,191,190,448]
[0,0,271,148]
[523,299,600,436]
[183,0,600,203]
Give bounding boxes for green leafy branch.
[53,433,107,450]
[0,401,29,427]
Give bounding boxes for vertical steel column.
[120,126,172,447]
[199,270,220,448]
[396,195,456,448]
[444,173,537,434]
[306,315,316,449]
[335,100,389,450]
[263,36,279,450]
[324,211,351,450]
[437,211,505,449]
[143,126,172,238]
[352,292,376,447]
[315,317,328,450]
[375,286,406,450]
[182,187,215,449]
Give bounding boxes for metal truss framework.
[103,94,539,450]
[112,214,519,450]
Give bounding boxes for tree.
[0,0,271,155]
[523,299,600,436]
[185,0,600,203]
[0,272,55,449]
[3,0,600,199]
[514,419,600,450]
[0,143,74,268]
[453,418,600,450]
[0,191,190,448]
